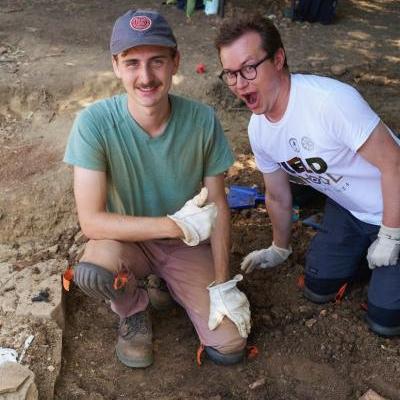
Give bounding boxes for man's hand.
[207,274,251,338]
[168,188,217,246]
[240,242,292,274]
[367,225,400,269]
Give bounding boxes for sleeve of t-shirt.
[322,84,380,152]
[203,109,235,177]
[63,107,107,171]
[248,115,280,174]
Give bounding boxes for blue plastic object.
[227,185,265,210]
[227,185,300,222]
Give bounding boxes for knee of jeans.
[305,274,349,295]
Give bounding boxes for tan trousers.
[81,239,246,354]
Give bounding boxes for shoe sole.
[365,315,400,337]
[115,347,153,368]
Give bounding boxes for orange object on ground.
[247,345,259,359]
[113,271,129,290]
[63,266,74,291]
[196,63,206,74]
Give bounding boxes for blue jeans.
[305,198,400,327]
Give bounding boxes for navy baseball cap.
[110,9,177,55]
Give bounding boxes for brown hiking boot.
[115,311,153,368]
[146,274,174,311]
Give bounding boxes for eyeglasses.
[219,54,273,86]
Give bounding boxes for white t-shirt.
[249,74,394,225]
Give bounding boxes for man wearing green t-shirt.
[64,9,250,368]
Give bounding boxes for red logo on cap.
[130,16,152,31]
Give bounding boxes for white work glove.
[168,187,217,246]
[241,242,292,274]
[207,274,251,338]
[367,224,400,269]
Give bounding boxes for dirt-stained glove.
[240,242,292,274]
[207,274,251,338]
[367,224,400,269]
[168,187,217,246]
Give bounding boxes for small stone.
[359,389,387,400]
[320,309,328,317]
[298,305,314,317]
[249,377,266,389]
[330,64,347,76]
[47,365,55,372]
[305,318,317,328]
[0,47,7,55]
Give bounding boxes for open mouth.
[243,92,258,106]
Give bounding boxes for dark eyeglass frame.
[219,54,273,86]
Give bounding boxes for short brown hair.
[215,14,288,69]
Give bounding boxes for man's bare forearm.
[266,196,292,249]
[382,168,400,227]
[79,211,182,242]
[210,202,231,284]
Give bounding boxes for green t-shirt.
[64,94,234,217]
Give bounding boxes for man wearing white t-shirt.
[215,14,400,336]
